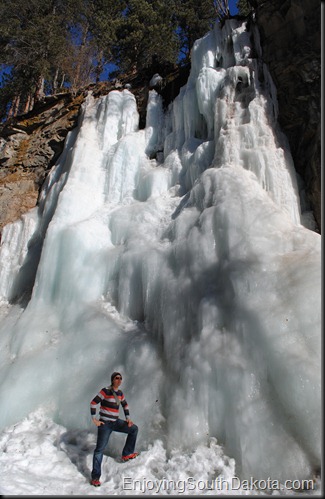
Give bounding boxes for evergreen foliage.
[173,0,216,60]
[111,0,179,75]
[0,0,77,117]
[236,0,252,16]
[0,0,231,120]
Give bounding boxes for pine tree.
[0,0,235,121]
[112,0,179,75]
[85,0,126,82]
[236,0,252,16]
[172,0,217,62]
[0,0,128,114]
[213,0,230,22]
[0,0,72,116]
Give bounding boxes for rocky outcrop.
[0,92,86,234]
[254,0,321,231]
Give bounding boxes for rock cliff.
[0,92,85,235]
[255,0,321,230]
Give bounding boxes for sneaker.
[91,478,101,487]
[122,452,139,462]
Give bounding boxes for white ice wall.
[0,19,321,483]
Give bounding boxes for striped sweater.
[90,386,130,422]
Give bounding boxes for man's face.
[113,375,122,388]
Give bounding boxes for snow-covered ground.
[0,408,321,495]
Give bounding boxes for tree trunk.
[8,95,20,118]
[95,50,104,83]
[23,94,32,114]
[73,23,90,91]
[60,73,66,89]
[215,0,230,20]
[53,67,59,94]
[34,75,45,102]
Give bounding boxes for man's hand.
[126,419,134,427]
[92,418,104,427]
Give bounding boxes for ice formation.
[0,19,321,484]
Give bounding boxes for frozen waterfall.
[0,19,321,484]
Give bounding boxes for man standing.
[90,371,138,487]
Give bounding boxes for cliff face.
[255,0,321,230]
[0,93,85,235]
[0,2,321,235]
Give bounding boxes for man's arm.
[121,393,133,426]
[90,391,105,426]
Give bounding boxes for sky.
[229,0,239,15]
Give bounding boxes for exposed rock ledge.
[0,92,86,235]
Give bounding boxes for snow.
[149,73,164,89]
[0,19,321,495]
[0,408,320,495]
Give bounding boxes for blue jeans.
[91,419,138,479]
